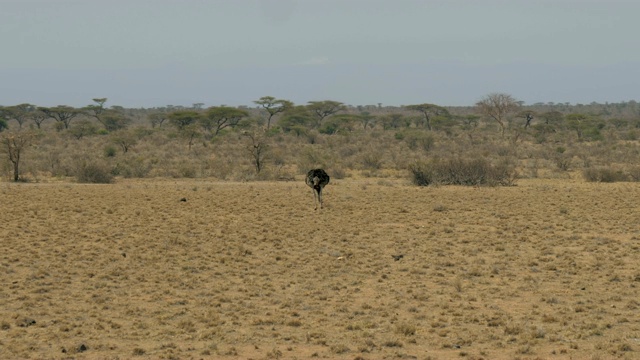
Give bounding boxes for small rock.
[18,318,36,327]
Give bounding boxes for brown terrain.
[1,176,639,359]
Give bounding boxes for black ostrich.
[305,169,330,210]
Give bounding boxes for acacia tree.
[462,114,480,128]
[168,110,202,131]
[565,113,590,140]
[0,107,13,128]
[148,112,169,128]
[39,105,81,129]
[0,104,37,129]
[28,108,49,129]
[254,96,294,130]
[202,106,248,136]
[277,106,314,136]
[306,100,345,128]
[181,124,201,151]
[539,111,564,126]
[69,119,98,140]
[83,98,108,127]
[319,114,359,134]
[102,112,131,132]
[1,130,35,181]
[380,113,409,130]
[476,93,520,136]
[358,111,377,130]
[406,103,449,131]
[110,130,138,154]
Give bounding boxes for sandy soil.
[1,177,639,359]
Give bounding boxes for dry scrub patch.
[1,178,639,359]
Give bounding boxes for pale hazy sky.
[1,0,639,108]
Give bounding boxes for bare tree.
[1,130,35,181]
[243,128,270,174]
[476,93,520,136]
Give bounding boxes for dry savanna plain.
[1,175,640,360]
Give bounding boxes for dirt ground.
[1,176,639,359]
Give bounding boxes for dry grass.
[1,176,640,359]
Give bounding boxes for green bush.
[104,145,117,157]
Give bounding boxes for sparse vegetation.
[583,166,632,182]
[2,177,637,359]
[0,96,638,184]
[74,159,114,183]
[1,96,639,359]
[409,158,517,186]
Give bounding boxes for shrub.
[104,145,117,157]
[409,158,517,187]
[329,166,346,179]
[115,157,152,178]
[554,154,572,171]
[75,160,114,183]
[583,167,629,183]
[395,322,417,336]
[399,130,435,152]
[628,166,640,182]
[361,152,383,170]
[409,161,434,186]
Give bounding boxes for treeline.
[2,95,640,137]
[1,94,640,184]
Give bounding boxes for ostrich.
[305,169,330,210]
